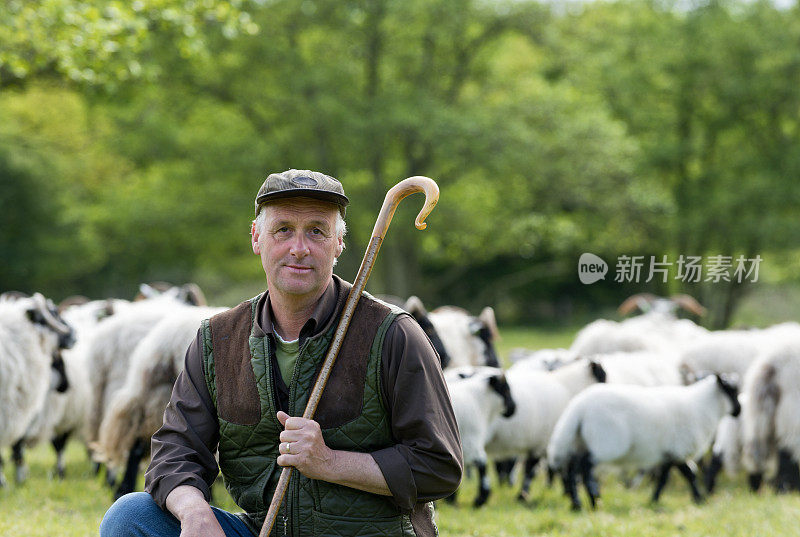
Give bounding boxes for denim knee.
[100,492,178,537]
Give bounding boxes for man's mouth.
[285,264,313,272]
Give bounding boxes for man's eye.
[311,228,322,235]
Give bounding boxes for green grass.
[2,441,800,536]
[3,326,799,536]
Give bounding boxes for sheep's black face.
[412,313,451,368]
[51,350,70,393]
[590,361,607,383]
[489,374,516,418]
[470,320,500,368]
[716,374,741,417]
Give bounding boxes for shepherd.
[100,169,463,537]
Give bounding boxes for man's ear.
[251,221,261,255]
[334,235,344,258]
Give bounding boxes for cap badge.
[292,176,318,187]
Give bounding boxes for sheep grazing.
[741,336,800,493]
[94,305,225,499]
[570,294,707,356]
[445,367,516,507]
[547,374,740,510]
[404,296,501,370]
[0,293,75,486]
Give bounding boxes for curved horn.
[32,293,72,336]
[670,294,707,317]
[617,293,657,316]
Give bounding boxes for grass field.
[2,326,799,536]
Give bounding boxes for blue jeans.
[100,492,255,537]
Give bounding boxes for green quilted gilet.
[202,293,417,537]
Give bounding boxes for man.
[100,169,463,537]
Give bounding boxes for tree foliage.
[1,0,799,325]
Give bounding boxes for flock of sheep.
[1,287,799,515]
[443,293,800,510]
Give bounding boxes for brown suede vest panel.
[210,301,261,425]
[314,295,392,429]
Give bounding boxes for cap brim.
[255,189,349,214]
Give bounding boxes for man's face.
[252,198,343,302]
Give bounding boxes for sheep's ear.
[590,360,607,383]
[478,306,501,342]
[403,296,427,317]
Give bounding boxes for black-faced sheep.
[445,367,516,507]
[548,374,740,510]
[0,293,75,485]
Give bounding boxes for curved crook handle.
[371,176,440,239]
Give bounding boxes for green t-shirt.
[274,330,300,385]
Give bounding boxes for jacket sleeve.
[144,329,220,509]
[370,314,463,511]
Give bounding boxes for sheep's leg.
[748,472,763,492]
[516,453,539,503]
[578,452,600,509]
[563,456,582,511]
[495,458,517,486]
[774,449,800,493]
[651,462,672,503]
[473,460,491,508]
[705,453,723,494]
[12,440,27,484]
[0,452,6,488]
[114,437,147,500]
[51,432,70,479]
[675,462,703,503]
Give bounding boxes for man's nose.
[289,235,310,258]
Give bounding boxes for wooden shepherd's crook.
[259,176,440,537]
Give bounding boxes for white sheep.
[94,305,225,498]
[84,293,194,466]
[678,322,800,384]
[0,293,74,486]
[705,394,749,494]
[741,336,800,493]
[16,298,127,479]
[445,367,516,507]
[486,358,607,501]
[570,294,708,356]
[547,374,740,510]
[404,297,500,369]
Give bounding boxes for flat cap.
[254,169,349,216]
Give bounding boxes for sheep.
[404,296,500,369]
[741,336,800,493]
[507,348,576,370]
[0,293,75,486]
[678,322,800,384]
[94,305,225,499]
[444,367,516,507]
[14,298,128,480]
[484,358,607,501]
[84,291,196,482]
[377,295,450,367]
[570,294,708,356]
[547,374,740,510]
[705,394,750,494]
